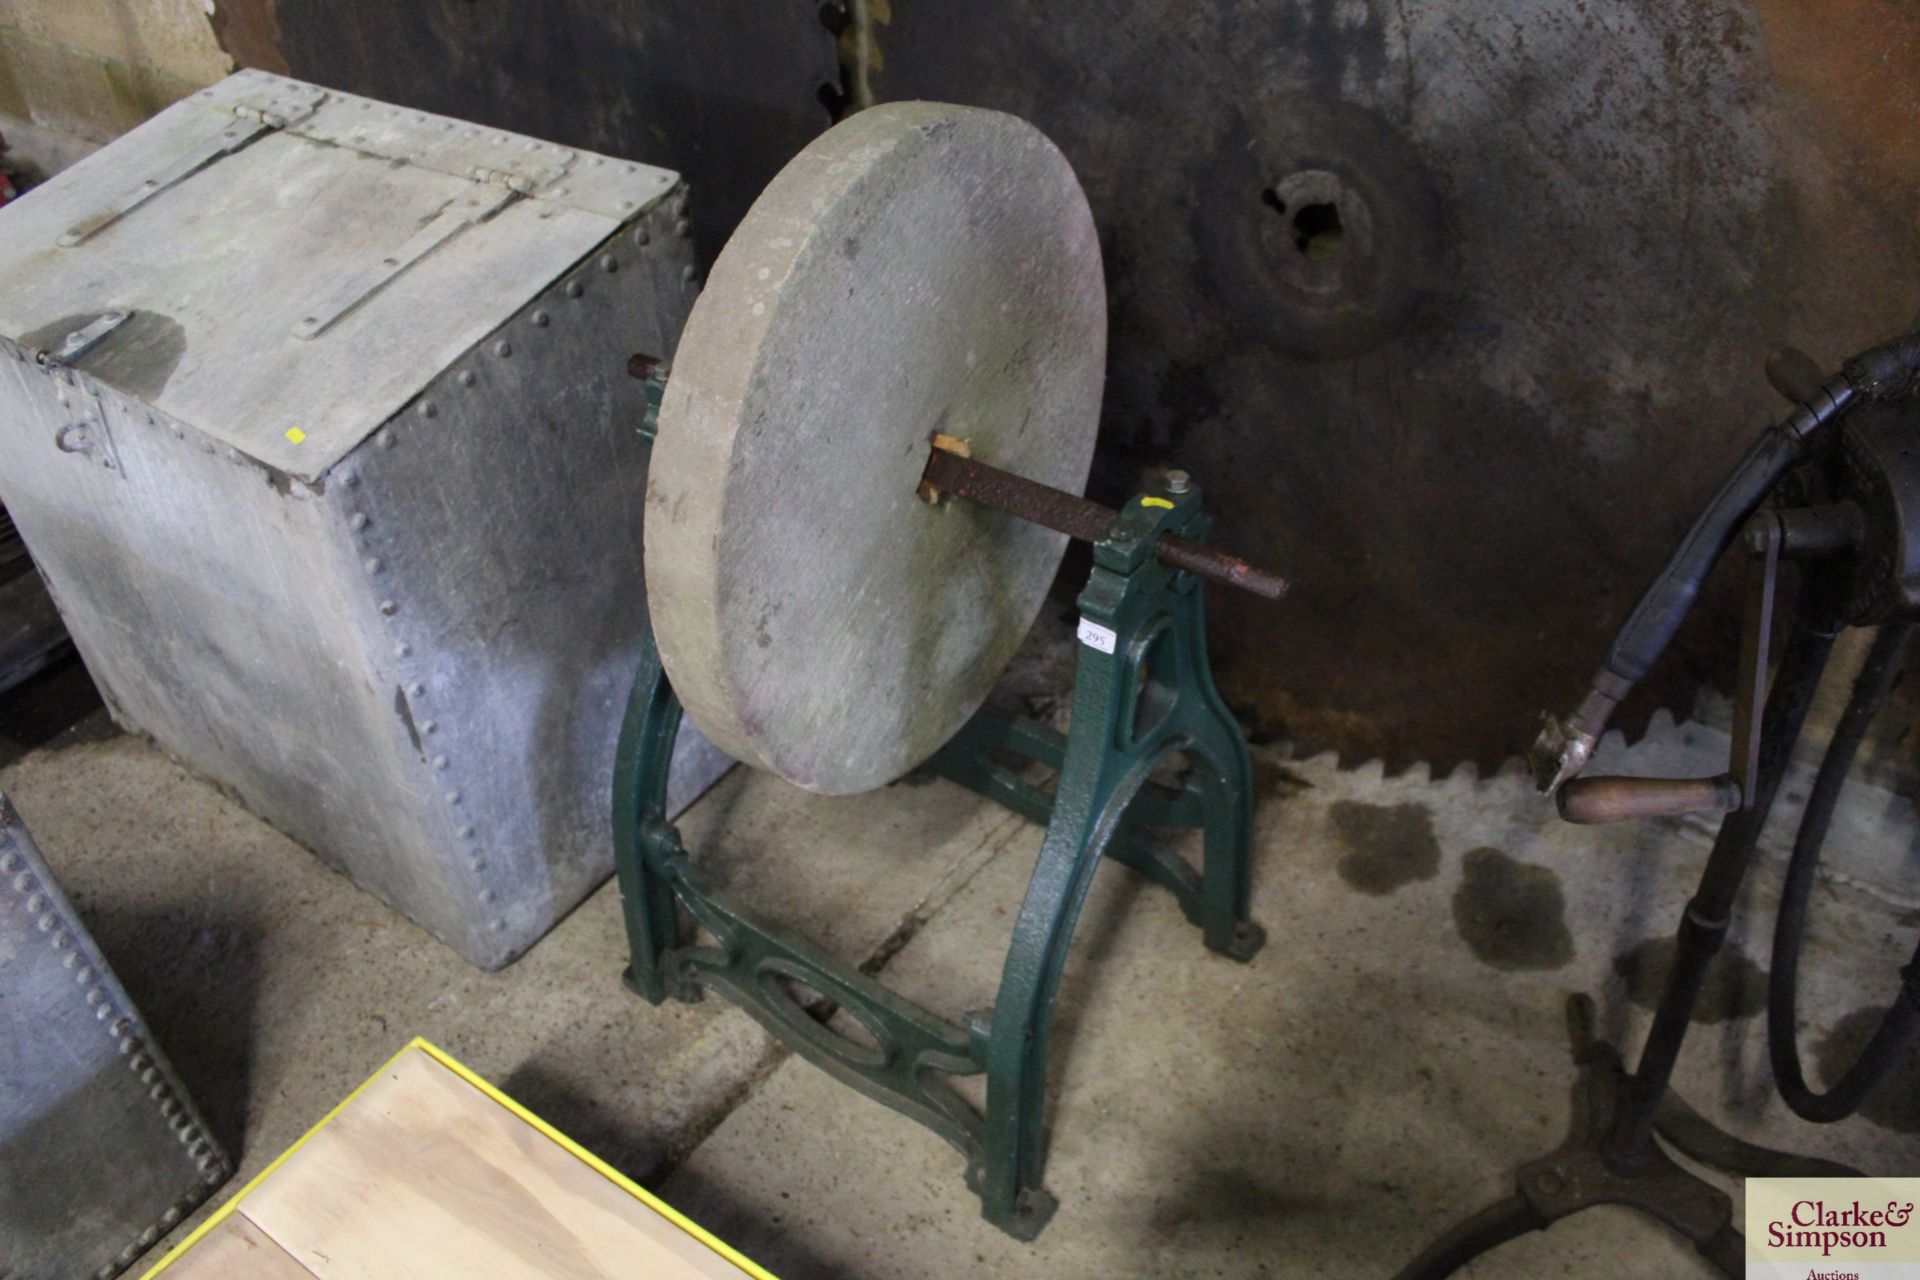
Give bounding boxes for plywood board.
[145,1042,767,1280]
[158,1215,310,1280]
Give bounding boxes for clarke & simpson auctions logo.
[1766,1199,1914,1255]
[1748,1179,1920,1279]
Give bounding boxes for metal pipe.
[1774,502,1864,560]
[1604,585,1843,1165]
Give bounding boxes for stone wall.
[0,0,228,179]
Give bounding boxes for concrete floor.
[5,648,1919,1278]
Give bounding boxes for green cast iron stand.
[612,483,1266,1239]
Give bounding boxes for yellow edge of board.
[140,1036,778,1280]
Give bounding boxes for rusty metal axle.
[626,356,1287,601]
[920,444,1288,601]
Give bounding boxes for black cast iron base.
[1395,994,1860,1279]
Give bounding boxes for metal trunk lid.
[0,70,677,482]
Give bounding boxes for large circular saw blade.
[644,101,1106,795]
[866,0,1920,775]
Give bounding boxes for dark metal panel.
[210,0,840,269]
[0,794,229,1279]
[872,0,1920,770]
[0,502,70,694]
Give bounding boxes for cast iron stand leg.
[1177,559,1268,963]
[1395,592,1843,1280]
[973,699,1127,1238]
[612,632,688,1006]
[976,494,1266,1237]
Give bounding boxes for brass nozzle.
[1528,674,1627,795]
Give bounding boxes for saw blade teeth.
[1275,726,1576,782]
[1380,752,1431,780]
[1332,744,1371,771]
[1602,696,1673,753]
[1347,757,1388,784]
[1284,742,1343,772]
[1403,760,1434,786]
[1489,755,1531,786]
[1230,677,1743,780]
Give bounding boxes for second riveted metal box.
[0,70,728,969]
[0,793,229,1279]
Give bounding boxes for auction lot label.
[1749,1178,1920,1279]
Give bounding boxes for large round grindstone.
[645,102,1105,795]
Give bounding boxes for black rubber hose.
[1604,329,1920,686]
[1769,621,1920,1123]
[1844,331,1920,401]
[1604,423,1813,682]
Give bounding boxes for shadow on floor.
[654,1161,853,1280]
[498,1058,679,1187]
[79,901,264,1161]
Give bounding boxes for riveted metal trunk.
[0,793,228,1279]
[0,71,728,969]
